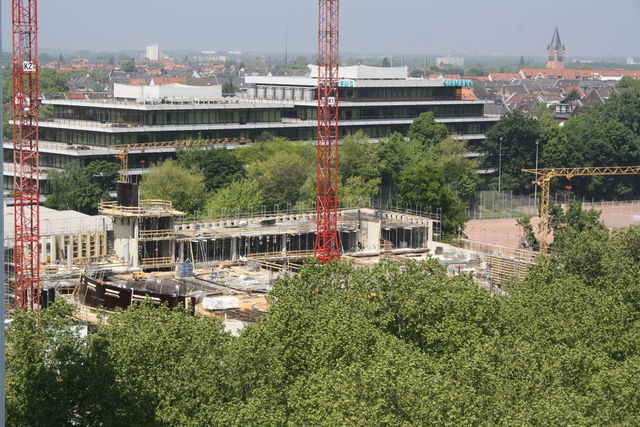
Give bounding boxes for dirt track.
[465,202,640,249]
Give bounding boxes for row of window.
[53,106,282,126]
[342,86,460,101]
[297,104,484,121]
[39,117,490,148]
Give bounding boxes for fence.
[465,190,640,220]
[183,200,442,223]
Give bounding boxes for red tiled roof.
[488,73,521,81]
[129,79,147,85]
[520,68,640,80]
[66,93,88,100]
[461,87,477,100]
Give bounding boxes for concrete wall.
[42,231,108,265]
[113,218,137,267]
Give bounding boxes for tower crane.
[523,166,640,254]
[110,138,249,183]
[314,0,341,263]
[12,0,41,310]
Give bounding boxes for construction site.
[4,0,640,339]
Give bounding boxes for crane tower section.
[314,0,341,263]
[12,0,41,310]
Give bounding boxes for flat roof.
[244,75,454,88]
[42,98,289,111]
[4,206,112,243]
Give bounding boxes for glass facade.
[297,104,484,121]
[53,105,282,126]
[38,119,491,148]
[339,86,460,102]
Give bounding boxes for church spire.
[548,26,564,51]
[546,26,566,72]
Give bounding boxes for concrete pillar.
[124,242,130,266]
[179,242,185,263]
[40,236,47,264]
[231,237,238,261]
[428,220,434,243]
[133,219,140,267]
[50,235,57,264]
[66,244,72,267]
[281,234,287,253]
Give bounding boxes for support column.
[50,235,57,264]
[40,236,47,264]
[132,219,140,267]
[231,237,238,261]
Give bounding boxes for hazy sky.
[1,0,639,57]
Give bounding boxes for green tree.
[339,131,381,183]
[340,176,381,206]
[516,215,540,250]
[177,147,244,192]
[38,67,69,95]
[247,150,311,207]
[205,179,264,217]
[121,60,137,72]
[376,132,425,187]
[6,301,108,426]
[481,111,540,192]
[45,160,119,214]
[616,76,640,89]
[95,303,233,425]
[6,227,640,425]
[565,89,581,102]
[538,114,570,168]
[408,111,448,146]
[139,159,207,215]
[396,159,466,234]
[435,138,479,201]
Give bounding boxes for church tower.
[546,26,565,72]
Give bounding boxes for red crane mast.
[314,0,340,263]
[12,0,41,310]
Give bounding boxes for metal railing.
[99,200,179,216]
[138,229,177,240]
[139,257,174,269]
[181,200,442,223]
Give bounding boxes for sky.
[1,0,639,58]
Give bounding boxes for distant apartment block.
[436,56,464,67]
[627,57,636,65]
[146,45,160,61]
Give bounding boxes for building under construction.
[3,182,444,314]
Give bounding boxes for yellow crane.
[523,166,640,254]
[110,138,249,183]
